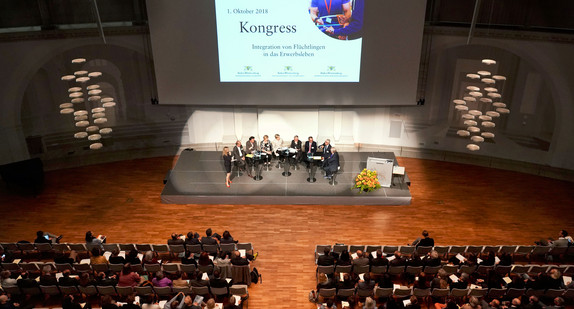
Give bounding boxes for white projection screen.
[146,0,426,106]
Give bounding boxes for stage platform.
[161,150,411,205]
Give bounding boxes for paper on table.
[358,273,365,281]
[202,273,209,281]
[80,258,91,264]
[449,274,459,282]
[371,251,377,258]
[387,255,396,261]
[455,253,465,262]
[563,275,572,286]
[238,249,246,257]
[495,256,501,264]
[503,277,512,284]
[351,253,358,259]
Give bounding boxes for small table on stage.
[278,148,293,177]
[246,152,266,181]
[306,155,323,183]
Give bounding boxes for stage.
[161,151,411,205]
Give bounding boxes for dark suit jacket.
[109,256,126,265]
[40,274,58,286]
[320,143,332,156]
[201,236,218,245]
[417,237,434,248]
[232,146,245,160]
[371,257,389,266]
[59,276,79,286]
[317,254,335,266]
[390,257,406,267]
[245,140,258,154]
[304,141,317,155]
[324,152,339,172]
[231,257,249,266]
[209,278,230,288]
[168,239,185,246]
[290,140,302,150]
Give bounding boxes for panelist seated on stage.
[304,136,317,168]
[260,135,273,165]
[323,147,339,179]
[232,140,251,177]
[245,136,259,155]
[318,139,332,157]
[290,135,303,163]
[271,133,284,161]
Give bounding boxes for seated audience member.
[498,251,513,266]
[39,265,58,286]
[63,294,92,309]
[336,273,356,289]
[506,276,526,289]
[34,230,63,244]
[123,295,141,309]
[389,251,406,267]
[126,249,141,265]
[117,263,141,287]
[168,233,184,246]
[357,273,375,291]
[480,299,501,309]
[337,250,352,266]
[546,268,563,290]
[214,251,232,278]
[483,269,504,289]
[414,272,429,289]
[58,269,79,286]
[230,251,249,266]
[435,299,459,309]
[95,272,117,286]
[54,251,78,265]
[101,295,119,309]
[480,251,496,266]
[352,250,370,267]
[79,272,97,287]
[316,273,336,291]
[464,253,479,267]
[422,250,441,267]
[205,299,216,309]
[209,270,231,288]
[1,270,17,288]
[142,251,159,265]
[188,271,208,287]
[141,296,161,309]
[407,252,424,267]
[220,230,238,244]
[322,147,339,179]
[109,248,125,265]
[200,228,218,245]
[0,247,15,263]
[431,269,449,290]
[405,296,421,309]
[181,250,197,265]
[318,300,337,309]
[376,273,394,288]
[90,247,109,264]
[363,297,376,309]
[172,272,189,288]
[152,271,172,287]
[198,252,214,267]
[183,294,202,309]
[184,231,201,246]
[543,297,565,309]
[449,272,470,290]
[85,230,106,244]
[370,249,389,267]
[317,247,335,266]
[412,230,434,248]
[164,292,185,309]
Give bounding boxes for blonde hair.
[206,299,216,309]
[263,135,269,140]
[222,146,229,157]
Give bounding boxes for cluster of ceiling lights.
[454,58,511,151]
[60,58,116,150]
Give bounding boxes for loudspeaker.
[0,158,44,195]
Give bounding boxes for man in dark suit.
[58,269,79,286]
[200,228,218,245]
[244,136,259,176]
[168,233,184,246]
[209,270,231,288]
[370,250,389,267]
[290,135,303,165]
[352,250,370,268]
[318,139,332,157]
[389,251,406,267]
[17,271,39,289]
[323,147,339,179]
[303,136,317,169]
[232,140,251,177]
[412,230,434,248]
[231,251,249,266]
[317,247,335,266]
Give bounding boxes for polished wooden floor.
[1,155,574,308]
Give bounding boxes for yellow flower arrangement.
[352,168,381,193]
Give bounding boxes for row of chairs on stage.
[316,263,574,280]
[1,242,254,256]
[315,244,573,261]
[318,286,574,304]
[0,283,249,300]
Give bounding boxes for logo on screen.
[284,66,293,71]
[309,0,364,40]
[244,66,253,71]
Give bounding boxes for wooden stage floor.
[1,155,574,308]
